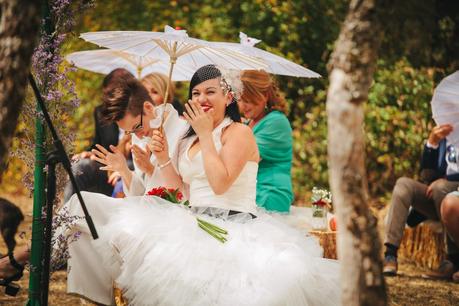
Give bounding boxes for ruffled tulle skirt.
[85,195,341,306]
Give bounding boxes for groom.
[91,69,187,196]
[64,69,134,202]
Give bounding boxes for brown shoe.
[383,255,398,276]
[422,260,456,280]
[453,270,459,283]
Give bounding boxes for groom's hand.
[91,144,129,174]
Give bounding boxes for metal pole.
[27,108,45,306]
[27,1,52,305]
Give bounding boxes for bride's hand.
[91,144,129,174]
[148,130,170,164]
[183,100,213,138]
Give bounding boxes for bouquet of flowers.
[147,187,228,243]
[147,187,188,205]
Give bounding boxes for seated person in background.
[141,72,184,115]
[383,124,459,280]
[238,70,293,213]
[64,68,134,202]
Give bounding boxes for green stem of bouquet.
[197,218,228,243]
[198,222,227,243]
[197,219,227,240]
[197,218,228,234]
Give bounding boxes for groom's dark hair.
[101,69,152,123]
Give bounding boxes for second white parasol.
[66,49,194,81]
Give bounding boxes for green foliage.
[291,59,448,202]
[292,88,328,203]
[364,60,437,197]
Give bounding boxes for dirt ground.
[0,194,458,305]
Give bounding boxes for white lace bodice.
[179,118,258,214]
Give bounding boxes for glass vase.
[311,204,328,231]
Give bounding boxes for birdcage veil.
[184,65,242,138]
[187,64,243,103]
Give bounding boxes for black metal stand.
[28,73,98,306]
[41,151,58,306]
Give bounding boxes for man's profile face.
[116,102,156,138]
[117,112,145,138]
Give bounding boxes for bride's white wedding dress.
[55,118,340,306]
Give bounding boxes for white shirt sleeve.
[123,172,146,196]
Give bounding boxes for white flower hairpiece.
[215,65,243,102]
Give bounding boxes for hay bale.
[398,221,446,269]
[114,286,127,306]
[309,230,338,259]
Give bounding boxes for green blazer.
[252,111,293,212]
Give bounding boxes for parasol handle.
[159,41,178,134]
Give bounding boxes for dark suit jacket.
[420,139,459,182]
[87,105,119,151]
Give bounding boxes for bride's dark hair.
[184,65,241,138]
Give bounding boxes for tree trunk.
[326,0,391,305]
[0,0,42,176]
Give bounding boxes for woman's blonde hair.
[240,70,288,114]
[141,73,174,103]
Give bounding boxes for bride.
[0,65,340,305]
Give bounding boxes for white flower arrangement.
[311,187,332,207]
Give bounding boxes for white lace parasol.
[431,70,459,147]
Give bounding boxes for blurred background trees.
[2,0,458,205]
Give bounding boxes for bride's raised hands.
[183,100,213,138]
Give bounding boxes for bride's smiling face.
[190,78,232,125]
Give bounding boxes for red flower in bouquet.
[147,187,167,198]
[147,187,187,205]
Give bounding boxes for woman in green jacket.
[239,70,293,212]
